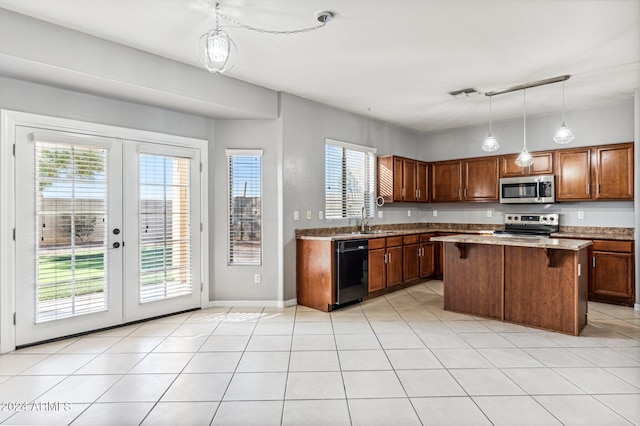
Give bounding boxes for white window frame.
[324,138,377,220]
[226,149,263,266]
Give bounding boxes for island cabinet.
[431,156,499,202]
[433,235,591,335]
[500,151,554,177]
[368,236,403,292]
[377,156,429,203]
[556,142,634,201]
[589,240,635,306]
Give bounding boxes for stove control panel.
[504,213,559,225]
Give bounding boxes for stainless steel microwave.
[499,175,555,204]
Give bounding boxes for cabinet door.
[403,243,420,282]
[500,152,554,177]
[393,157,404,202]
[377,156,395,203]
[416,161,429,202]
[402,159,417,202]
[419,242,435,278]
[556,148,591,200]
[464,157,499,201]
[594,144,634,200]
[431,161,462,202]
[591,251,634,301]
[386,246,404,286]
[368,248,387,292]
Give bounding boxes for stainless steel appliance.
[493,213,559,237]
[334,239,369,309]
[499,175,555,204]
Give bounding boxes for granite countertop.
[296,223,634,242]
[431,234,592,251]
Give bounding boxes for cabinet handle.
[464,188,467,198]
[388,253,392,263]
[592,257,596,268]
[586,183,590,195]
[402,188,405,198]
[458,188,462,198]
[416,189,419,199]
[384,253,388,264]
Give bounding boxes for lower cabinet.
[368,236,403,293]
[590,240,635,306]
[403,235,420,282]
[419,234,435,278]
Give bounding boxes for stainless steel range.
[493,213,559,238]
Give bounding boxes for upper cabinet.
[431,156,499,202]
[500,151,554,177]
[556,142,634,201]
[377,155,429,203]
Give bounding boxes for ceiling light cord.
[216,10,330,35]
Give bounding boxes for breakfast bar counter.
[431,234,592,335]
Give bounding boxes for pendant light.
[197,3,333,74]
[515,89,534,167]
[553,80,575,144]
[481,96,500,152]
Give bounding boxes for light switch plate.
[578,211,584,220]
[293,211,299,221]
[433,210,438,217]
[407,210,411,217]
[378,211,383,219]
[306,210,312,220]
[487,210,492,218]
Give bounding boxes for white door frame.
[0,110,210,353]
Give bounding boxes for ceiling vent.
[448,88,480,99]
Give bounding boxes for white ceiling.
[0,0,638,132]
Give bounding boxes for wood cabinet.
[589,240,635,306]
[431,156,499,202]
[296,239,334,312]
[593,143,634,199]
[403,235,420,282]
[500,151,554,177]
[419,234,435,278]
[556,143,634,201]
[377,156,429,203]
[368,236,403,293]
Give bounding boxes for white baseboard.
[203,299,297,309]
[635,303,640,311]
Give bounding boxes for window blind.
[35,141,109,322]
[227,151,262,265]
[138,154,193,303]
[325,139,376,219]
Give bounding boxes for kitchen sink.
[351,230,391,235]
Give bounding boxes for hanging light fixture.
[515,89,534,168]
[553,80,575,144]
[197,4,333,74]
[481,95,499,152]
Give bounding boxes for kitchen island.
[430,234,592,336]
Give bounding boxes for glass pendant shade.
[553,122,575,144]
[201,28,236,74]
[482,135,499,152]
[515,148,534,167]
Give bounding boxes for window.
[227,149,262,265]
[138,154,193,303]
[325,139,376,220]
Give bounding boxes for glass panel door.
[15,127,123,346]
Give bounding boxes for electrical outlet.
[293,211,299,221]
[407,210,411,217]
[578,211,584,220]
[487,210,492,218]
[433,210,438,217]
[378,211,383,219]
[254,274,261,284]
[319,211,323,220]
[306,210,312,220]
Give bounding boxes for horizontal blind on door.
[139,154,192,303]
[227,152,262,265]
[325,140,376,219]
[34,141,109,322]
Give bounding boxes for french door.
[14,126,201,346]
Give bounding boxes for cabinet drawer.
[403,234,419,244]
[386,236,403,247]
[368,238,386,250]
[592,240,633,253]
[420,233,434,242]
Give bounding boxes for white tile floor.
[0,280,639,425]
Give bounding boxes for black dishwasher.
[333,239,369,309]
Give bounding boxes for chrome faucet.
[360,206,368,232]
